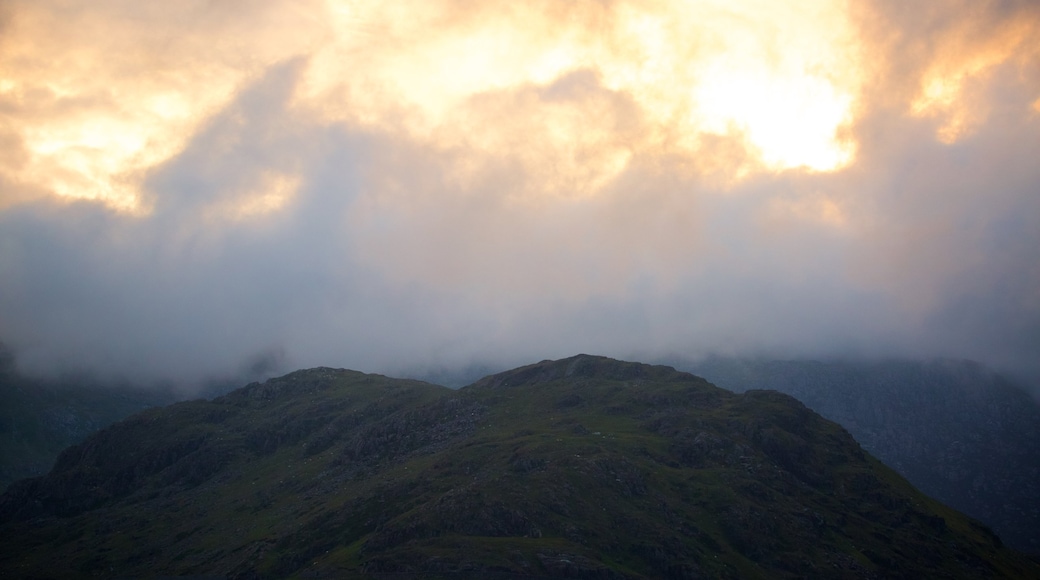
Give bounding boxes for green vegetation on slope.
[688,357,1040,554]
[1,355,1037,579]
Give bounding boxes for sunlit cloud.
[300,0,864,193]
[0,0,319,212]
[203,172,301,222]
[909,9,1040,142]
[1,0,1039,388]
[2,0,871,213]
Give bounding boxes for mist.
[1,0,1038,393]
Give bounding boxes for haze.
[1,0,1038,391]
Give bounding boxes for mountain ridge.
[685,356,1040,554]
[2,355,1038,578]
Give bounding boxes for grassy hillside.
[688,357,1040,554]
[2,355,1037,578]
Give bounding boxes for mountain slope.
[687,357,1040,554]
[1,356,1037,579]
[0,348,177,491]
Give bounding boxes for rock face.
[688,357,1040,555]
[2,355,1038,579]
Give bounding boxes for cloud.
[0,0,1038,390]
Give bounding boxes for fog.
[1,0,1038,392]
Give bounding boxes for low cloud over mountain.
[1,1,1038,389]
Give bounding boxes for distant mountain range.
[2,355,1038,578]
[683,358,1040,555]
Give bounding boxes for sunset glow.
[2,0,1039,387]
[1,0,874,213]
[909,11,1040,143]
[300,0,864,193]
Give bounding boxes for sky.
[1,0,1038,391]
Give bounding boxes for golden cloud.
[2,0,1035,215]
[299,0,865,191]
[0,1,318,212]
[909,8,1040,142]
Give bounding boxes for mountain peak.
[468,354,698,389]
[2,357,1038,578]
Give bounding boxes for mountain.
[2,355,1038,578]
[685,358,1040,555]
[0,346,177,491]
